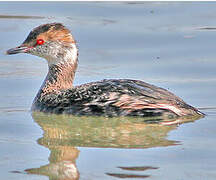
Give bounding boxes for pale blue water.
[0,2,216,180]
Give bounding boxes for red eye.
[36,39,44,45]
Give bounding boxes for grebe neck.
[40,43,78,95]
[43,61,77,94]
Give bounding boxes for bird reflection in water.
[25,113,202,180]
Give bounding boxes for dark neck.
[41,60,78,95]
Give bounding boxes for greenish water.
[0,2,216,180]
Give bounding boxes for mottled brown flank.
[42,62,77,95]
[112,94,148,110]
[110,93,164,114]
[108,92,197,116]
[33,78,203,117]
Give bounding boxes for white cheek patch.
[30,42,78,66]
[68,44,78,64]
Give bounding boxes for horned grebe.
[7,23,203,118]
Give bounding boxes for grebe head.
[6,23,78,66]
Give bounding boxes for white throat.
[45,43,78,66]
